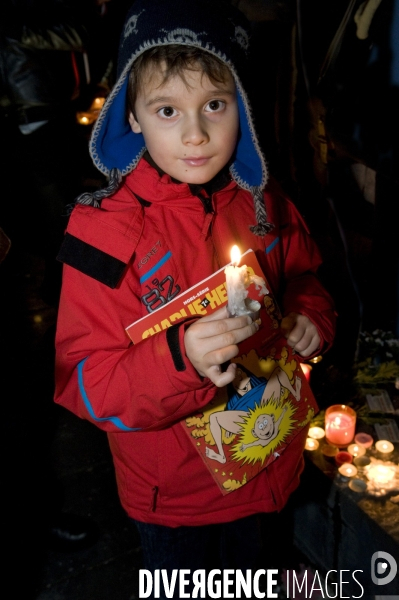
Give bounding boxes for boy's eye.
[205,100,225,112]
[158,106,177,118]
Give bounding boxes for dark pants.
[131,514,275,599]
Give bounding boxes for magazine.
[125,249,318,494]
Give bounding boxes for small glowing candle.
[335,451,353,466]
[224,246,267,317]
[305,438,319,451]
[347,444,366,458]
[367,464,395,485]
[375,440,394,454]
[338,463,358,477]
[354,433,373,448]
[91,97,105,109]
[309,355,323,364]
[76,111,97,125]
[325,404,356,447]
[308,426,325,440]
[300,363,312,382]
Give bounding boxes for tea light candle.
[354,455,371,468]
[309,355,323,364]
[224,246,267,316]
[321,444,338,457]
[367,464,395,485]
[375,440,394,454]
[300,363,312,382]
[338,463,358,477]
[347,443,366,458]
[308,426,325,440]
[354,433,373,448]
[305,438,319,451]
[335,451,353,466]
[325,404,356,447]
[348,478,367,492]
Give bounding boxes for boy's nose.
[182,115,209,145]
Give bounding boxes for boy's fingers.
[280,313,296,337]
[197,306,230,322]
[203,318,259,355]
[192,314,257,340]
[296,335,320,358]
[205,363,237,387]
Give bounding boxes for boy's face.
[128,63,239,184]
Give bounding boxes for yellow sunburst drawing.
[231,399,296,466]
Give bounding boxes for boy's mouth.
[181,157,210,166]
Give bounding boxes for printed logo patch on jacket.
[137,241,181,313]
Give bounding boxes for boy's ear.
[128,111,142,134]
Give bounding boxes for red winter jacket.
[55,158,336,527]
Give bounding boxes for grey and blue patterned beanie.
[88,0,272,235]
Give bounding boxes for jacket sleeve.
[54,263,216,433]
[266,187,337,354]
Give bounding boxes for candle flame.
[230,245,241,266]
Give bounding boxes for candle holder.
[305,438,319,451]
[338,463,358,478]
[335,451,353,467]
[375,440,394,454]
[354,432,373,448]
[308,426,325,440]
[325,404,356,448]
[347,443,366,458]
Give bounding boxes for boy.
[55,0,336,590]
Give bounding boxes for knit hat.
[89,0,273,235]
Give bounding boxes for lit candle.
[91,97,105,110]
[338,463,358,477]
[305,438,319,451]
[308,426,325,440]
[375,440,394,454]
[335,451,353,466]
[354,433,373,448]
[224,246,267,316]
[309,355,323,364]
[347,444,366,458]
[300,363,312,382]
[76,112,96,125]
[367,464,395,485]
[325,404,356,447]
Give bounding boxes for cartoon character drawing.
[205,365,302,464]
[263,294,280,328]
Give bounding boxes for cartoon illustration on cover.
[184,341,317,494]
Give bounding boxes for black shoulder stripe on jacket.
[57,233,127,289]
[166,323,186,372]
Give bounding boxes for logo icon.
[371,551,397,586]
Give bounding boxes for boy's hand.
[184,306,259,387]
[280,312,320,357]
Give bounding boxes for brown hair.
[127,45,233,118]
